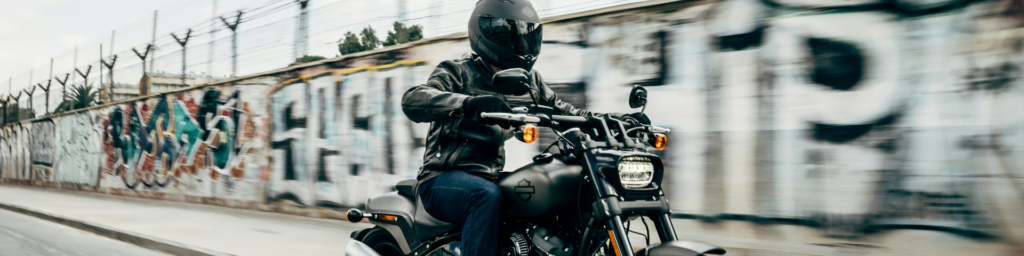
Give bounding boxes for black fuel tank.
[498,159,583,217]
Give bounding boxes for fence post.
[220,11,242,77]
[172,29,193,87]
[133,44,154,97]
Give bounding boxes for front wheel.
[360,227,404,256]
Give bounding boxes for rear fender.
[345,241,382,256]
[635,241,726,256]
[365,192,416,254]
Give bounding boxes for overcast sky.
[0,0,635,93]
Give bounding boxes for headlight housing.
[618,156,654,188]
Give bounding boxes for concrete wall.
[2,0,1022,254]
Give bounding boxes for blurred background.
[0,0,1022,255]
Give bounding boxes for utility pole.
[101,55,117,103]
[110,31,116,61]
[294,0,310,61]
[220,11,242,77]
[430,0,441,38]
[397,0,406,21]
[108,30,116,102]
[209,0,217,77]
[72,46,78,84]
[150,10,158,74]
[133,44,153,96]
[172,29,193,87]
[99,44,105,104]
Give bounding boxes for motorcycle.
[345,70,726,256]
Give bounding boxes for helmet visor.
[478,17,542,56]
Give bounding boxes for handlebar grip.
[479,112,542,123]
[550,115,588,124]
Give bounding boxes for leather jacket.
[401,54,589,185]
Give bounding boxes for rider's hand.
[462,96,512,129]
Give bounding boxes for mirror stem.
[524,82,541,113]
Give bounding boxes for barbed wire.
[5,0,651,118]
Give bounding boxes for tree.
[338,26,382,55]
[383,21,424,47]
[360,26,380,51]
[339,31,363,55]
[337,25,382,55]
[54,83,99,113]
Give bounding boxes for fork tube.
[607,216,634,256]
[577,217,595,256]
[650,213,678,242]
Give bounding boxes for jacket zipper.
[443,139,468,170]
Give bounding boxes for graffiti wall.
[95,80,271,200]
[1,0,1022,253]
[55,112,101,185]
[30,120,55,181]
[267,60,431,207]
[1,125,31,180]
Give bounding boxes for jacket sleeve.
[402,61,473,123]
[535,72,590,117]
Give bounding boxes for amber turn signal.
[375,214,398,222]
[653,134,667,150]
[522,124,538,144]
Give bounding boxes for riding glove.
[462,96,512,128]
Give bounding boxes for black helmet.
[468,0,543,71]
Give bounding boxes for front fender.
[635,241,726,256]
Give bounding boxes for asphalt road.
[0,208,168,256]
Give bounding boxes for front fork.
[579,149,676,256]
[601,213,677,256]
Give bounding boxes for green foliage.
[293,55,328,65]
[339,32,363,55]
[338,26,382,55]
[53,83,99,113]
[360,26,380,51]
[383,22,424,47]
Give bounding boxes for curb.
[0,202,233,256]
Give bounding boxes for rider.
[401,0,647,255]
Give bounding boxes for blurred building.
[108,83,139,102]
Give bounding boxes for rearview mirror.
[629,85,648,109]
[492,68,531,96]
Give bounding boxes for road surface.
[0,208,168,256]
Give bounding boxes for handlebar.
[479,113,543,123]
[478,112,671,133]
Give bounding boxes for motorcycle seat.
[395,179,416,198]
[414,196,459,242]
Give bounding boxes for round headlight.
[618,156,654,188]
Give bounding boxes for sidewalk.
[0,184,373,256]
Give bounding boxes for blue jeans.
[418,170,501,256]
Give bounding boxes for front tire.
[361,227,404,256]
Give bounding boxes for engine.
[530,225,581,256]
